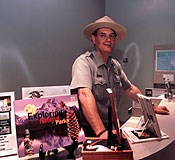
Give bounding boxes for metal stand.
[134,116,153,138]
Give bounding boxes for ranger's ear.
[91,35,96,44]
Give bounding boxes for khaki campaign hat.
[83,16,127,43]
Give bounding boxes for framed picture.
[22,85,70,99]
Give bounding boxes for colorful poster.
[14,94,85,158]
[0,92,18,158]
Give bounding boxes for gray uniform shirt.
[70,51,131,125]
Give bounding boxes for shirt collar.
[91,51,113,68]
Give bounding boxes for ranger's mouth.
[104,43,112,47]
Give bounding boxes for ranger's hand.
[154,106,170,115]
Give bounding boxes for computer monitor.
[156,50,175,71]
[136,94,161,138]
[153,44,175,89]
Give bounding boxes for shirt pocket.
[94,77,107,85]
[93,77,108,102]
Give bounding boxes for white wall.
[105,0,175,122]
[0,0,104,99]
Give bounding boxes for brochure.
[14,94,85,158]
[122,126,169,144]
[0,92,18,158]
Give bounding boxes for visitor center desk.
[122,98,175,160]
[2,98,175,160]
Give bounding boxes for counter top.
[122,98,175,160]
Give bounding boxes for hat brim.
[83,22,127,43]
